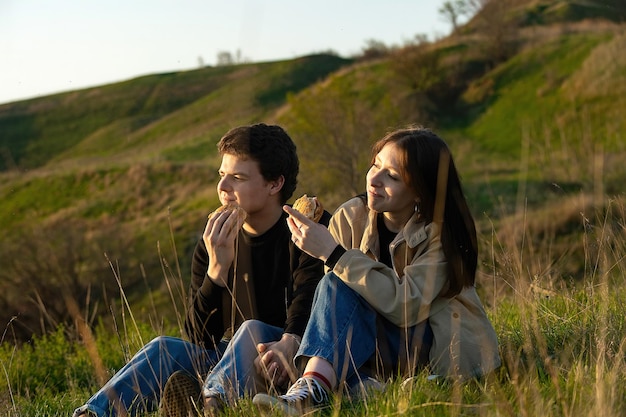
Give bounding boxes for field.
[2,193,624,416]
[1,2,626,416]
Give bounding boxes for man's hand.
[203,209,244,286]
[254,333,301,389]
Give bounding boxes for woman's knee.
[315,272,341,295]
[315,272,357,302]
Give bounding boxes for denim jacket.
[328,196,501,380]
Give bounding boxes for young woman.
[253,126,501,415]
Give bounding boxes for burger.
[208,202,248,232]
[292,194,323,222]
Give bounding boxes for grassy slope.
[0,54,352,228]
[1,5,626,417]
[1,24,624,322]
[2,28,624,233]
[0,54,351,171]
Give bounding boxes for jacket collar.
[400,213,429,248]
[361,208,429,256]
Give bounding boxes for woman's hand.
[283,205,337,262]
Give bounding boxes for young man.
[73,123,329,417]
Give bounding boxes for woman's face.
[366,142,418,218]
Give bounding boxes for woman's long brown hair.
[371,126,478,296]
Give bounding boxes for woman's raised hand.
[283,205,337,262]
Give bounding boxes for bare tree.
[216,51,234,66]
[465,0,489,16]
[439,0,468,32]
[360,39,389,60]
[216,49,249,66]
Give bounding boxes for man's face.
[216,153,274,216]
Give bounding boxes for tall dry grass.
[1,131,625,416]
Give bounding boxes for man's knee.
[237,319,265,337]
[145,335,177,351]
[235,320,275,346]
[238,320,287,349]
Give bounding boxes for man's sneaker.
[160,370,202,417]
[252,377,330,416]
[73,410,97,417]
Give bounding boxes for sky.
[0,0,453,105]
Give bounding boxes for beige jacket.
[328,197,501,380]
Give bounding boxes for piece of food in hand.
[292,194,323,222]
[208,202,248,231]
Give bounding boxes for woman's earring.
[414,202,421,215]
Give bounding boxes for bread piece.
[292,194,323,222]
[208,202,248,231]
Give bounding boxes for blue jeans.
[297,273,433,388]
[73,336,226,417]
[203,319,284,404]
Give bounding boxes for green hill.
[0,54,351,171]
[1,1,625,342]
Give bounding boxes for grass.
[1,170,624,417]
[465,32,612,156]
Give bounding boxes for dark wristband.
[324,245,346,269]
